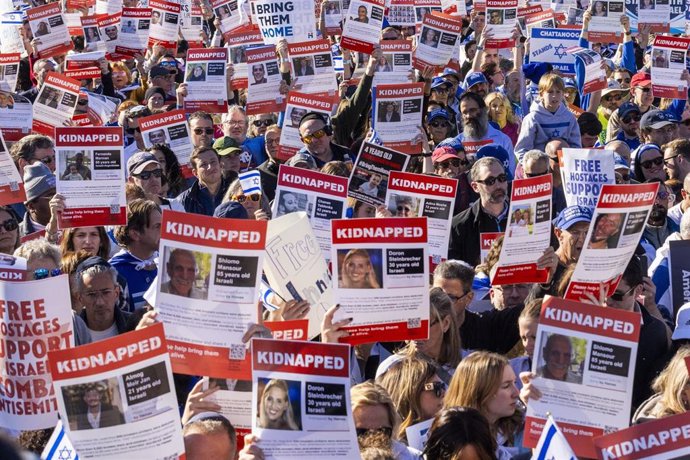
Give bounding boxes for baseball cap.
[436,137,464,152]
[213,201,248,219]
[463,71,488,90]
[563,77,577,90]
[23,162,56,203]
[613,153,630,171]
[431,77,452,90]
[476,145,512,179]
[630,72,652,88]
[427,109,450,123]
[127,152,160,176]
[144,86,166,101]
[554,205,593,230]
[431,146,459,163]
[640,110,677,130]
[286,152,317,169]
[602,80,627,97]
[213,136,242,156]
[149,64,173,79]
[618,102,640,120]
[672,302,690,340]
[442,67,461,80]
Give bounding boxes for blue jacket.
[175,177,231,216]
[109,250,158,311]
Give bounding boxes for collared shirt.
[87,406,102,429]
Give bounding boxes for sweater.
[514,102,582,160]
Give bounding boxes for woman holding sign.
[258,379,299,430]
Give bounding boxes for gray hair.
[75,264,119,293]
[522,150,549,167]
[14,239,60,267]
[681,208,690,240]
[222,106,247,125]
[470,157,503,182]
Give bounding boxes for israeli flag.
[532,416,576,460]
[260,280,281,311]
[1,12,24,24]
[239,170,262,195]
[41,420,79,460]
[366,129,383,146]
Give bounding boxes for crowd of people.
[3,0,690,459]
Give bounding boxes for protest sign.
[213,0,249,37]
[54,127,126,228]
[569,47,607,94]
[251,338,359,458]
[565,183,658,300]
[0,92,31,143]
[528,28,578,75]
[138,109,194,177]
[184,47,229,113]
[388,0,415,28]
[518,4,544,34]
[64,12,84,38]
[413,12,463,71]
[667,240,690,315]
[480,231,504,262]
[385,171,457,269]
[272,164,348,258]
[115,8,151,57]
[226,26,264,90]
[27,3,74,59]
[251,0,318,44]
[588,0,625,43]
[406,418,433,452]
[148,0,180,52]
[566,7,585,24]
[96,0,122,15]
[288,40,338,95]
[415,0,443,30]
[0,53,19,93]
[348,142,410,207]
[371,83,424,153]
[524,8,556,34]
[48,323,185,459]
[179,1,204,48]
[524,296,640,459]
[372,40,413,86]
[440,0,468,16]
[0,16,25,55]
[280,91,336,159]
[98,13,121,57]
[0,130,24,205]
[330,217,429,345]
[340,0,386,54]
[202,375,253,451]
[265,319,310,341]
[492,175,552,285]
[32,72,80,136]
[485,0,519,48]
[81,15,106,53]
[651,35,690,99]
[0,275,74,431]
[245,46,285,115]
[637,0,670,32]
[559,148,616,209]
[593,411,690,459]
[264,211,333,339]
[324,0,344,35]
[156,210,266,377]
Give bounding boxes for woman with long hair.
[60,227,111,260]
[223,179,271,221]
[633,346,690,422]
[485,92,520,145]
[444,351,524,458]
[423,407,498,460]
[340,249,381,288]
[147,144,185,198]
[258,379,299,430]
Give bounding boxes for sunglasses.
[640,157,663,169]
[475,174,508,185]
[301,128,327,144]
[604,94,622,101]
[355,427,393,438]
[622,114,641,123]
[423,381,448,398]
[34,267,61,280]
[637,87,651,93]
[430,121,450,128]
[608,285,635,302]
[134,169,163,180]
[617,174,630,182]
[193,128,215,135]
[435,158,468,169]
[253,119,274,127]
[0,218,18,232]
[232,194,261,203]
[525,171,548,178]
[657,190,675,203]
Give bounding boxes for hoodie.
[514,102,582,160]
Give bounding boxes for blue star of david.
[551,129,561,137]
[553,44,567,59]
[58,446,73,460]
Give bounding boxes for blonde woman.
[485,92,519,145]
[376,355,446,443]
[258,379,299,430]
[340,249,380,288]
[222,179,271,221]
[633,346,690,423]
[444,351,525,459]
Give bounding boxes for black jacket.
[632,305,670,412]
[448,199,508,266]
[176,177,230,216]
[257,159,279,202]
[460,304,524,354]
[80,306,131,336]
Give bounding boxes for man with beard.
[454,92,515,176]
[538,334,582,383]
[588,212,624,249]
[448,156,509,266]
[663,139,690,182]
[640,180,680,261]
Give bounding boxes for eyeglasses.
[134,169,163,180]
[0,218,18,232]
[615,78,631,84]
[423,381,448,398]
[475,174,507,185]
[232,194,261,203]
[622,114,641,123]
[617,174,631,182]
[493,283,532,293]
[446,291,470,303]
[193,127,214,135]
[253,119,274,127]
[39,156,54,165]
[34,267,61,280]
[301,128,327,144]
[397,206,412,212]
[636,87,651,93]
[604,94,622,102]
[608,285,636,302]
[657,190,676,204]
[83,288,116,301]
[224,120,245,126]
[355,427,393,438]
[435,158,468,169]
[524,170,548,178]
[429,121,450,128]
[640,157,664,169]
